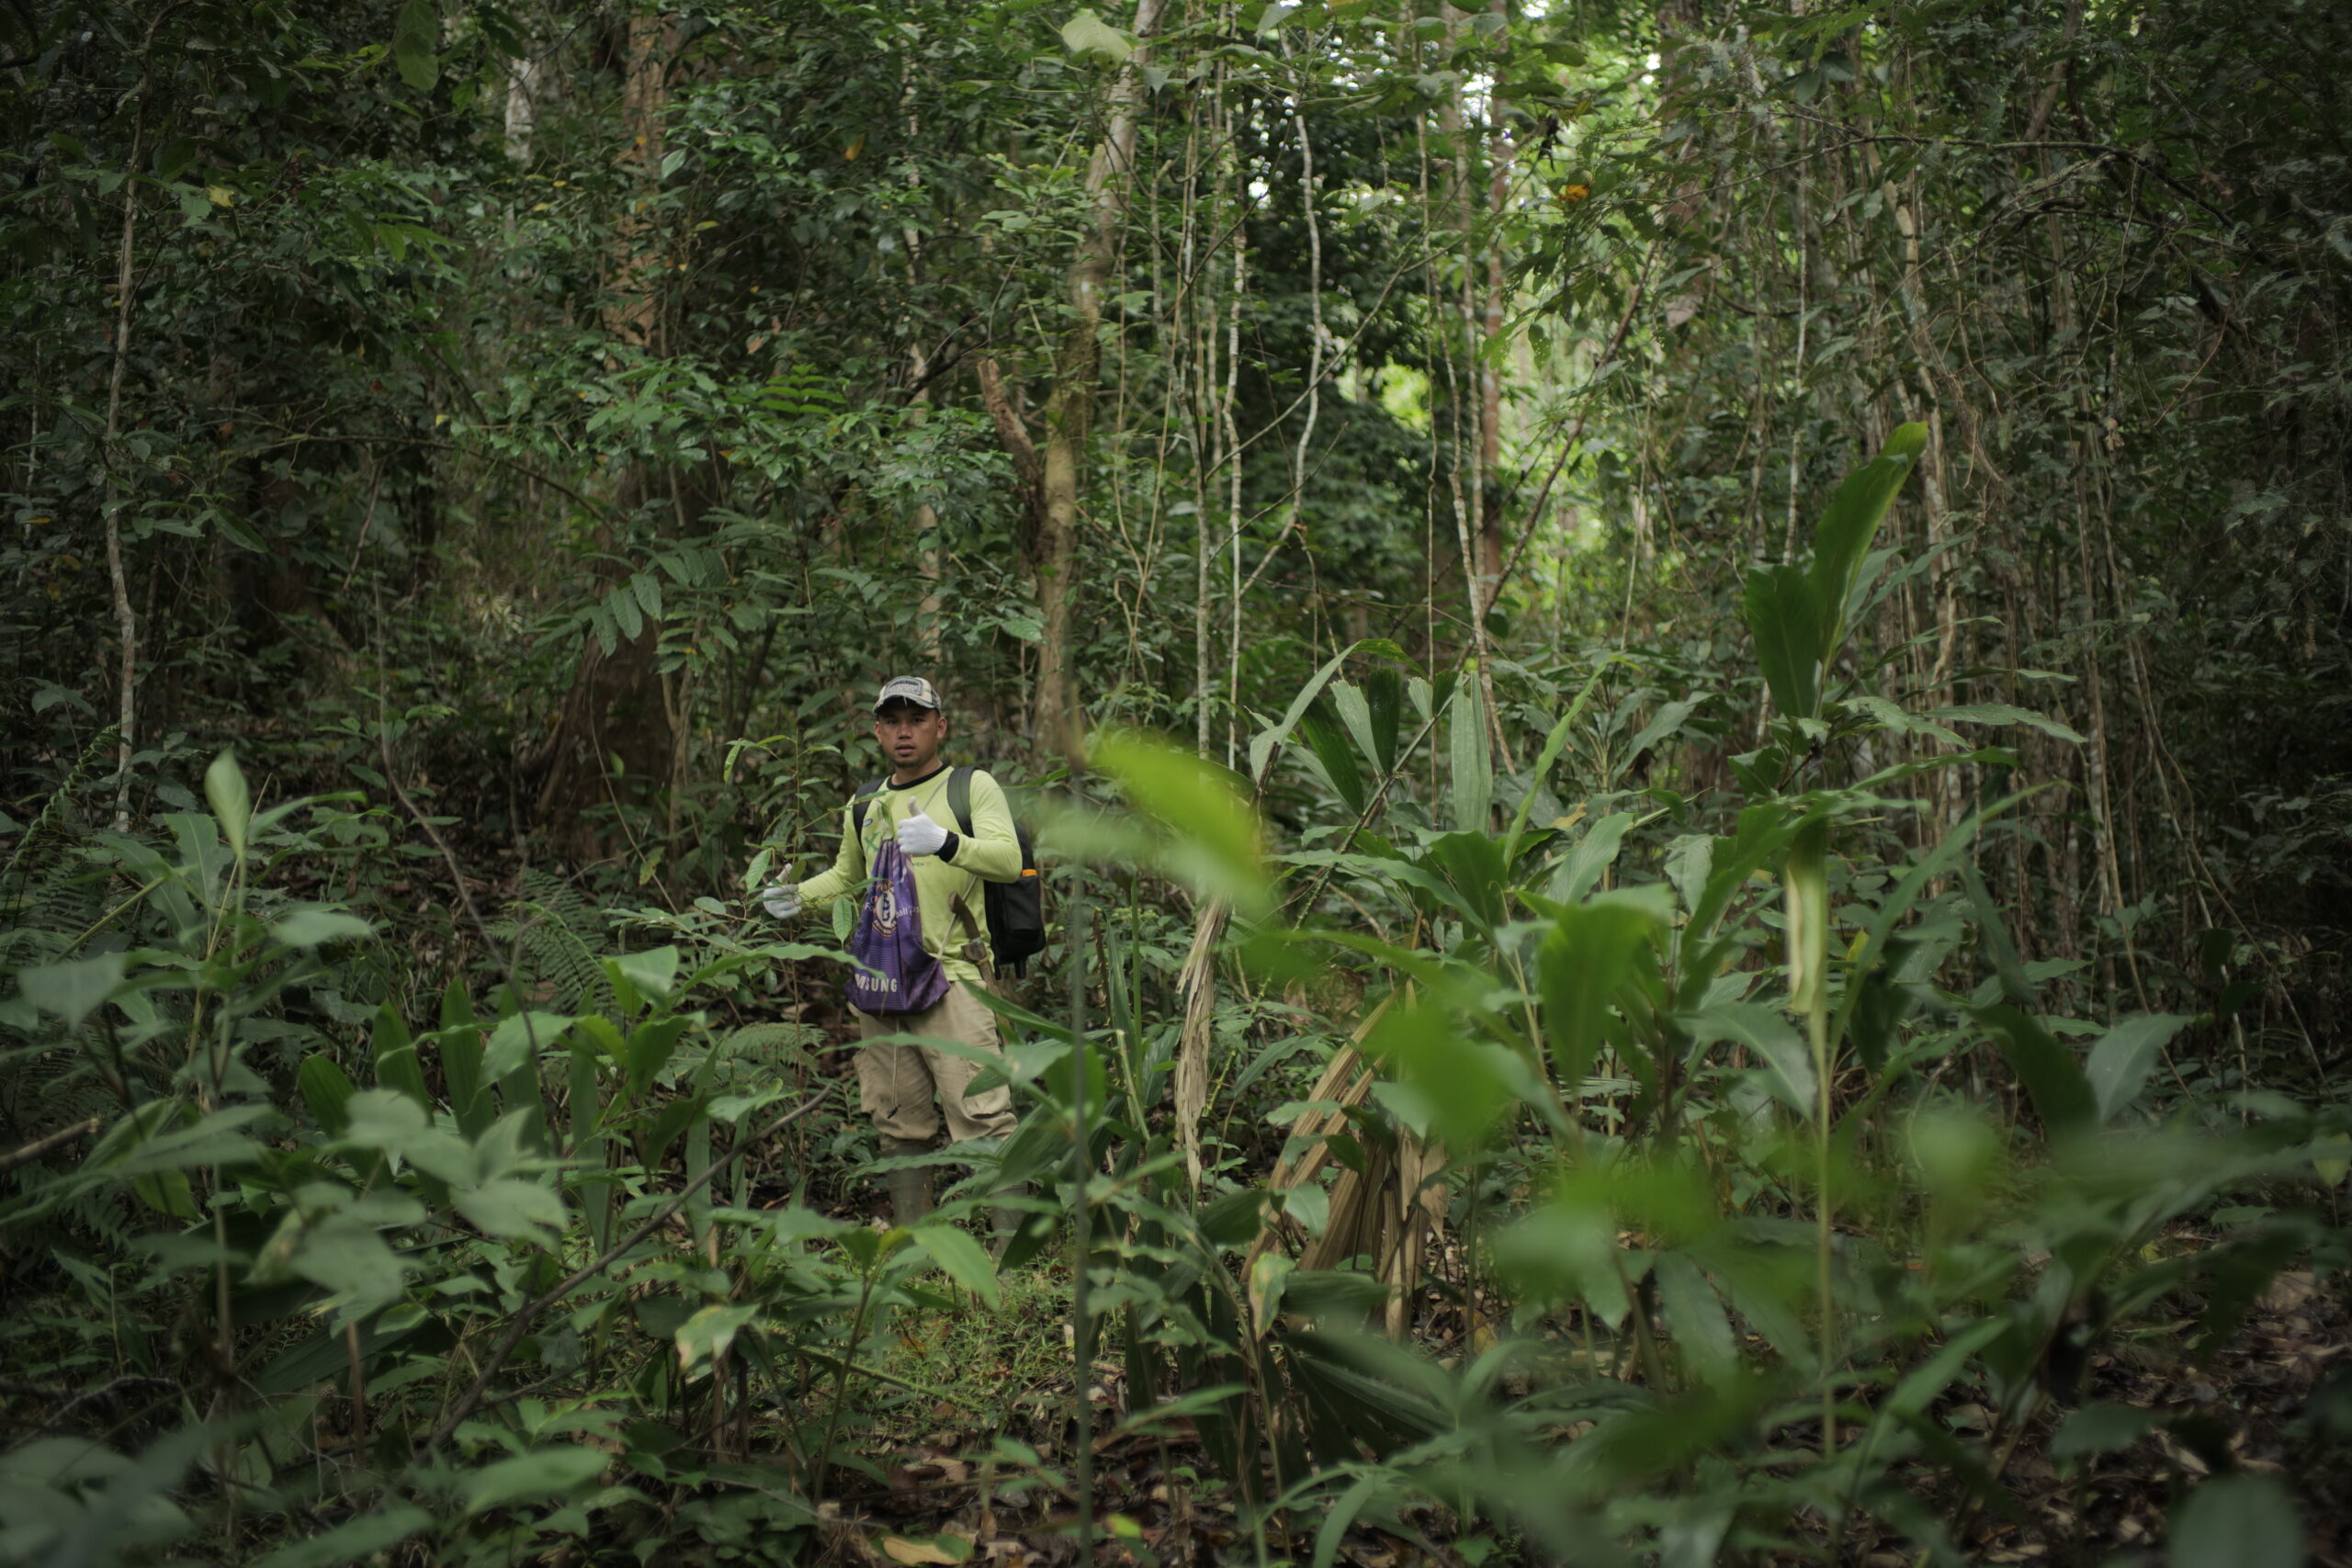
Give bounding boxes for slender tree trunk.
[101,19,173,831]
[1475,0,1512,604]
[1223,231,1247,769]
[1035,0,1170,768]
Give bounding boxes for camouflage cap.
[872,675,943,713]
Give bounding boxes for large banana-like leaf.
[1809,421,1928,656]
[1743,562,1826,720]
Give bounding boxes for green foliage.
[2,0,2345,1560]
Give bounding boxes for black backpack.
[852,766,1046,976]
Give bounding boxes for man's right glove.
[760,882,802,921]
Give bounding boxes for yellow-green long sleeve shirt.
[796,764,1022,987]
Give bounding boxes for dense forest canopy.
[1,1,2347,1564]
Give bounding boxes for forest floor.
[790,1187,2352,1568]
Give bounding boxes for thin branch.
[0,1116,101,1173]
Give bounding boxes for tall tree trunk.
[607,14,673,350]
[526,16,680,853]
[1034,0,1170,767]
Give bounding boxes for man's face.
[873,701,946,773]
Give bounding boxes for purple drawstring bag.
[844,840,951,1016]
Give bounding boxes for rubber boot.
[989,1182,1032,1261]
[879,1135,933,1227]
[959,1136,1027,1260]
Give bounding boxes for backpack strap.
[945,766,975,836]
[849,778,890,837]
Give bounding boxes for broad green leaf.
[1367,998,1532,1148]
[205,750,252,859]
[289,1213,407,1314]
[1685,801,1798,941]
[1651,1251,1736,1383]
[1548,812,1634,905]
[1880,1316,2009,1420]
[2166,1472,2303,1568]
[271,907,375,948]
[1809,421,1926,654]
[1092,729,1267,916]
[1198,1186,1270,1247]
[339,1085,424,1143]
[1743,564,1825,720]
[107,1105,272,1176]
[673,1303,759,1371]
[607,944,680,1007]
[456,1178,566,1241]
[1294,704,1368,817]
[1448,670,1492,832]
[163,811,229,904]
[1060,9,1134,61]
[1282,1269,1392,1319]
[0,1438,131,1487]
[392,0,439,90]
[2051,1402,2165,1462]
[18,953,126,1028]
[1421,831,1510,934]
[910,1223,1001,1308]
[248,1506,433,1568]
[1247,1252,1291,1337]
[1928,703,2088,745]
[482,1011,577,1080]
[1279,1180,1330,1235]
[371,1003,430,1110]
[2314,1134,2350,1188]
[1961,858,2036,1007]
[608,581,643,640]
[1975,1004,2097,1142]
[1539,889,1666,1089]
[152,135,197,181]
[1246,638,1405,788]
[1847,694,1965,747]
[340,1089,475,1184]
[1623,698,1698,770]
[1683,1002,1815,1118]
[1329,681,1382,776]
[461,1447,606,1516]
[2086,1013,2191,1122]
[296,1054,358,1135]
[1363,668,1405,771]
[1664,833,1714,916]
[436,1022,492,1137]
[621,1015,691,1098]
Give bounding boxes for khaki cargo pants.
[853,981,1018,1144]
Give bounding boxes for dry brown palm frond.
[1172,897,1228,1186]
[1243,996,1448,1340]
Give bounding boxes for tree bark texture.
[1034,0,1170,768]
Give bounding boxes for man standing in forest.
[760,677,1025,1229]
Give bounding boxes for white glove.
[896,809,949,858]
[760,882,802,920]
